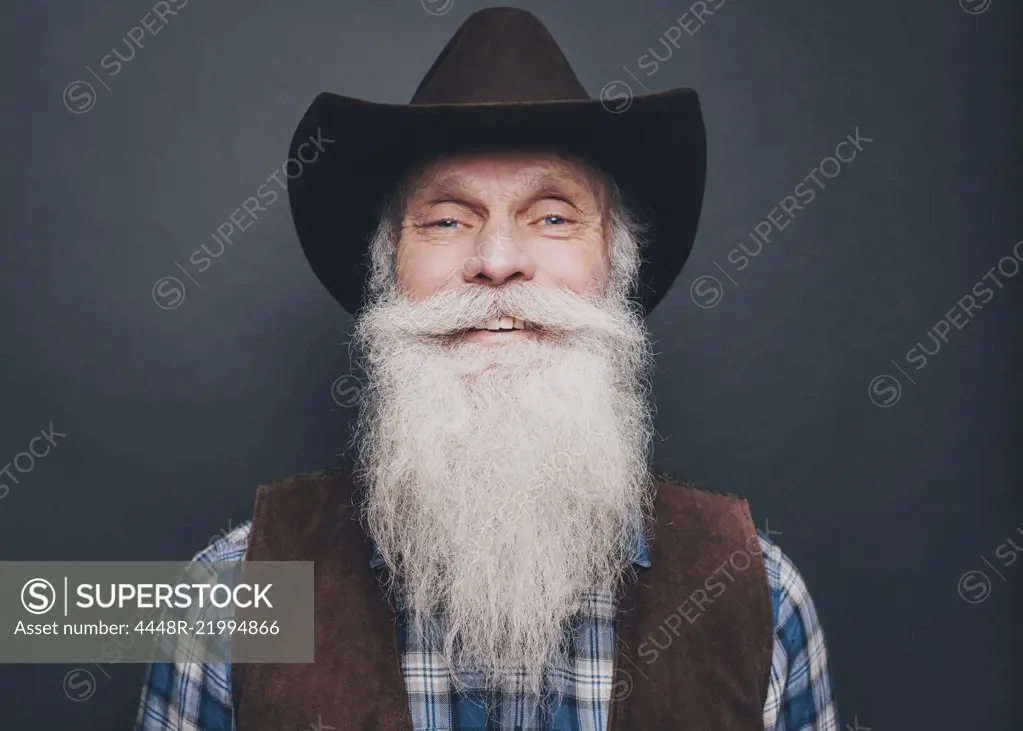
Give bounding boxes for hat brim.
[286,88,706,315]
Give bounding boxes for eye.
[426,218,461,229]
[540,213,570,225]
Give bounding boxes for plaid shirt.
[136,521,838,731]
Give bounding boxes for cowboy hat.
[286,6,706,315]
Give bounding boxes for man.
[137,7,837,730]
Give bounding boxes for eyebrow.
[518,171,592,208]
[405,168,599,212]
[415,175,482,205]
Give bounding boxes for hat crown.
[412,7,589,105]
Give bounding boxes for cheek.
[533,244,608,294]
[396,244,468,298]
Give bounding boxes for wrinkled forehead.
[396,148,610,211]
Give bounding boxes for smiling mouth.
[448,316,541,341]
[470,316,529,332]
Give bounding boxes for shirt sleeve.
[760,534,839,731]
[134,524,251,731]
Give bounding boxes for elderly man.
[137,7,836,731]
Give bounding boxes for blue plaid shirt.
[136,521,838,730]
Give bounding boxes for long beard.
[352,280,654,698]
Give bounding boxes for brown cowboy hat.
[286,6,706,315]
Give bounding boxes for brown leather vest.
[232,469,773,730]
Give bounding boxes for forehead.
[401,149,606,203]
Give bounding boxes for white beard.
[352,280,654,699]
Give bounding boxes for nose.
[461,225,536,286]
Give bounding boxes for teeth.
[472,315,528,331]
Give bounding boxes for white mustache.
[365,281,644,341]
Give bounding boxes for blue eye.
[543,215,567,225]
[432,219,459,229]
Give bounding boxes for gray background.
[1,0,1020,728]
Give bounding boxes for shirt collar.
[369,532,651,570]
[369,544,385,570]
[631,530,652,568]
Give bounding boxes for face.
[354,149,653,701]
[395,151,610,344]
